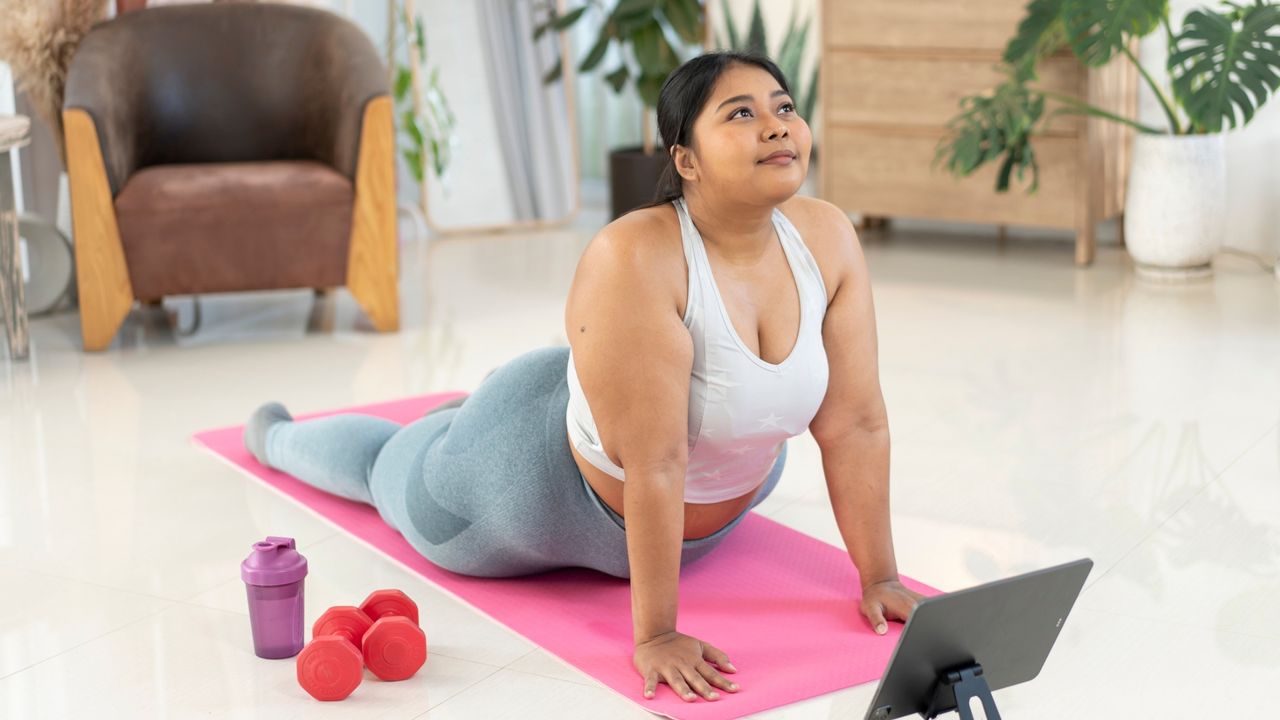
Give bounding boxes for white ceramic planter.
[1124,133,1226,280]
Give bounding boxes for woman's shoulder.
[598,204,683,255]
[577,204,687,278]
[569,203,687,312]
[778,195,854,245]
[778,195,858,303]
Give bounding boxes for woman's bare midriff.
[569,432,761,541]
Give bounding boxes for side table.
[1,114,31,360]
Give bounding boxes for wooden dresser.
[818,0,1137,265]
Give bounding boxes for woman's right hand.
[633,630,740,702]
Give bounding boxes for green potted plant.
[538,0,703,218]
[937,0,1280,279]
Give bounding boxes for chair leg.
[346,95,399,332]
[63,109,134,351]
[1075,222,1096,267]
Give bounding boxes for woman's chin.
[754,169,806,202]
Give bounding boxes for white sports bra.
[566,197,830,503]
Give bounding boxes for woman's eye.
[730,103,794,119]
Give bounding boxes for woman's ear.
[672,145,698,183]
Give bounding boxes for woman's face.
[677,63,812,206]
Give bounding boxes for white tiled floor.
[2,207,1277,718]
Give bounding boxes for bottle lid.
[241,536,308,586]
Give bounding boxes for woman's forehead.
[704,65,786,108]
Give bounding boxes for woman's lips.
[759,152,795,165]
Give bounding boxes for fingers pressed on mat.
[679,666,719,700]
[667,670,696,701]
[696,660,737,692]
[866,600,888,635]
[702,642,736,672]
[644,672,658,698]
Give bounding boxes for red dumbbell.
[357,589,427,682]
[295,590,428,701]
[295,607,372,701]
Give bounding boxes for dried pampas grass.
[0,0,108,164]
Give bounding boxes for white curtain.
[476,0,576,220]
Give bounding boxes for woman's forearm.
[819,428,899,588]
[623,470,687,644]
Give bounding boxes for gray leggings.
[262,346,786,578]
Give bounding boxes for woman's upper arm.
[807,201,889,445]
[565,219,693,476]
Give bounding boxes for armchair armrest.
[301,18,391,181]
[63,27,145,198]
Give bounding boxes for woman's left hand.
[860,579,925,635]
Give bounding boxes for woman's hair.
[642,51,792,209]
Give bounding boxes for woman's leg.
[243,347,778,580]
[240,350,593,579]
[353,346,633,578]
[246,405,400,506]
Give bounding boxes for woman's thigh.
[371,347,633,578]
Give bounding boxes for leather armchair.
[63,3,398,350]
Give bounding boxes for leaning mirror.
[411,0,579,234]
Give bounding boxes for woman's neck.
[681,189,775,263]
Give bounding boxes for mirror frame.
[399,0,581,237]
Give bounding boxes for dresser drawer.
[825,0,1029,52]
[826,52,1083,132]
[823,129,1079,228]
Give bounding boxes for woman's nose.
[763,123,789,141]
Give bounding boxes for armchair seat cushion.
[114,160,354,297]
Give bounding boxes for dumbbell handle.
[323,627,363,647]
[311,606,376,650]
[359,589,420,626]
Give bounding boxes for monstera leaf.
[1061,0,1168,66]
[1004,0,1069,81]
[1168,3,1280,132]
[937,80,1047,192]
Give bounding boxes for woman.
[244,51,921,704]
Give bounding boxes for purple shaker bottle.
[241,536,308,659]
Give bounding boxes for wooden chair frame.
[63,95,399,351]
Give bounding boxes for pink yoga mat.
[195,394,937,719]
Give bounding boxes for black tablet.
[864,558,1093,720]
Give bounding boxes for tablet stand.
[923,663,1002,720]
